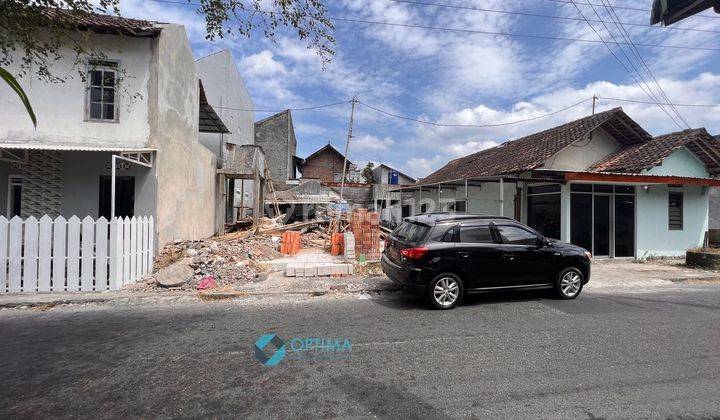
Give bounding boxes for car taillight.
[401,247,428,260]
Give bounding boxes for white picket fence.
[0,215,154,293]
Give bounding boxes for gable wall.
[642,147,709,178]
[543,128,620,171]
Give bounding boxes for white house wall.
[196,49,255,161]
[636,184,707,257]
[148,24,217,247]
[0,34,152,148]
[643,147,710,178]
[543,128,620,171]
[412,183,517,217]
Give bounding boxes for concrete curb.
[0,285,402,308]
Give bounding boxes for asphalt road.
[1,285,720,419]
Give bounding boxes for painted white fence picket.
[8,216,22,293]
[0,215,154,294]
[52,216,67,291]
[122,217,131,287]
[66,216,81,291]
[23,216,39,292]
[80,216,95,291]
[95,217,109,291]
[38,215,52,292]
[0,216,8,293]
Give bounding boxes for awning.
[564,171,720,187]
[0,143,154,152]
[651,0,720,25]
[199,80,230,134]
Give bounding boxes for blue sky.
[121,0,720,178]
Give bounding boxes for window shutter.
[668,192,683,230]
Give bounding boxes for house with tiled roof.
[399,108,720,258]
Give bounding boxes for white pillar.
[560,183,571,242]
[499,178,504,216]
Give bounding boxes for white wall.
[643,147,710,178]
[636,184,708,257]
[543,128,620,171]
[196,49,255,155]
[411,182,517,217]
[0,34,152,148]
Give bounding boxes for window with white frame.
[87,61,118,121]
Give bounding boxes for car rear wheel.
[428,273,464,309]
[555,267,584,299]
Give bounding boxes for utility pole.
[337,97,357,229]
[592,94,598,115]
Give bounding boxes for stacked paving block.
[350,209,382,261]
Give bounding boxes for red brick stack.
[350,209,381,261]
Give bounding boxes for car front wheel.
[555,267,584,299]
[428,273,464,309]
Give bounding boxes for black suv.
[381,214,592,309]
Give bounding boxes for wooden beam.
[564,171,720,187]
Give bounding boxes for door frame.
[569,184,636,258]
[6,175,23,218]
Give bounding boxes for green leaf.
[0,67,37,128]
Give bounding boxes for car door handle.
[458,251,471,258]
[503,253,516,261]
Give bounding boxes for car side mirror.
[539,237,551,247]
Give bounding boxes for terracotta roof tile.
[590,128,720,173]
[420,108,649,184]
[43,9,162,37]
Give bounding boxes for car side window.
[497,225,539,245]
[459,225,495,244]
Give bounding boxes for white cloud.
[239,51,286,77]
[351,134,395,151]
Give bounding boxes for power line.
[328,16,720,52]
[209,100,350,113]
[598,96,720,107]
[145,0,720,52]
[356,97,593,128]
[387,0,720,34]
[601,0,690,128]
[537,0,720,18]
[568,0,684,130]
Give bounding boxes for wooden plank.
[141,216,148,276]
[37,215,52,292]
[80,216,95,291]
[122,217,131,286]
[52,216,67,291]
[108,218,121,290]
[8,216,23,292]
[95,217,109,291]
[0,216,8,293]
[23,216,39,292]
[66,216,81,291]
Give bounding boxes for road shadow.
[370,287,556,311]
[332,375,451,419]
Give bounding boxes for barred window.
[87,61,118,121]
[668,192,683,230]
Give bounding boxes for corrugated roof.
[0,144,154,152]
[421,108,650,184]
[589,128,720,174]
[43,9,162,37]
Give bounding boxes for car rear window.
[393,221,431,243]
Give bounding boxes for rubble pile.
[130,234,282,291]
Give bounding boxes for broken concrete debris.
[156,259,195,288]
